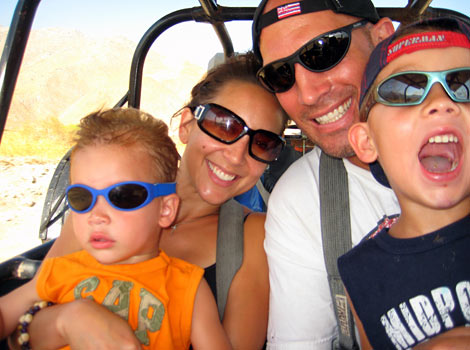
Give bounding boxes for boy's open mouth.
[418,133,460,174]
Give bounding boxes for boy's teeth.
[428,134,459,144]
[208,161,235,181]
[315,98,352,125]
[420,134,460,174]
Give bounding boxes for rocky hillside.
[0,25,205,129]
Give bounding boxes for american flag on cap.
[252,0,380,61]
[277,2,301,19]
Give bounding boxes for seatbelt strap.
[319,152,359,350]
[255,178,270,207]
[216,198,244,320]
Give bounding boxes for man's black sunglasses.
[194,103,285,164]
[257,20,369,93]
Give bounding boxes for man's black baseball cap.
[252,0,380,61]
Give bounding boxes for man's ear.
[370,17,395,46]
[178,107,195,145]
[158,193,180,228]
[348,122,378,164]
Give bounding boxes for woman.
[11,52,287,350]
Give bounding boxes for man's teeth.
[208,161,235,181]
[315,98,352,125]
[428,134,459,144]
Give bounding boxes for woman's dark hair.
[171,51,288,129]
[172,51,289,131]
[185,51,262,110]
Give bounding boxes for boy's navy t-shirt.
[338,215,470,350]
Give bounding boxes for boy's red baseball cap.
[360,15,470,188]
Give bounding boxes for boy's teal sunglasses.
[374,67,470,107]
[66,181,176,213]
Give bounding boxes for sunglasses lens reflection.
[67,186,93,212]
[379,73,427,104]
[261,62,295,93]
[108,184,149,209]
[251,131,284,162]
[203,108,245,142]
[300,31,349,71]
[447,70,470,100]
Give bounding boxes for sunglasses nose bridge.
[423,76,453,101]
[229,124,250,143]
[421,81,462,115]
[90,191,111,211]
[83,187,116,212]
[223,133,250,164]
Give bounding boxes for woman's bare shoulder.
[242,211,267,259]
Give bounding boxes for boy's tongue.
[419,142,458,173]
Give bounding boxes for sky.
[1,0,469,67]
[1,1,468,31]
[2,1,469,41]
[0,0,260,67]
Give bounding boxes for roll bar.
[0,0,41,144]
[125,2,254,108]
[0,0,465,141]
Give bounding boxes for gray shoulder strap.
[319,152,359,350]
[255,178,270,206]
[216,198,244,320]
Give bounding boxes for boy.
[338,16,470,350]
[0,108,231,349]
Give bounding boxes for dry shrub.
[0,116,75,160]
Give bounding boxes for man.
[253,1,470,349]
[252,1,398,349]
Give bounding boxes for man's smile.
[315,98,352,125]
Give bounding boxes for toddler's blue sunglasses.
[66,181,176,213]
[374,68,470,106]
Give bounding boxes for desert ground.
[0,157,58,262]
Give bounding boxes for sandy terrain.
[0,157,59,263]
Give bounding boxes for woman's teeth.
[208,161,235,181]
